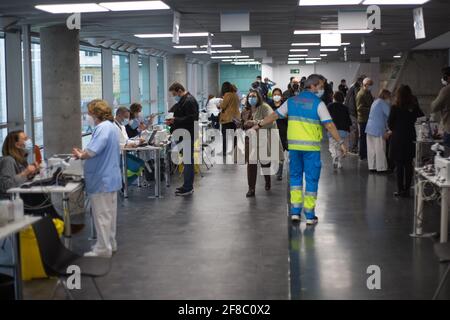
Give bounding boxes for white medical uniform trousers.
[90,192,118,255]
[366,134,387,172]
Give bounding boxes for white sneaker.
[306,216,319,226]
[84,250,112,258]
[111,241,118,253]
[291,215,301,222]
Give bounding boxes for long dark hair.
[2,130,27,166]
[394,85,417,110]
[221,82,236,97]
[245,89,264,109]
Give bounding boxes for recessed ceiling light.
[362,0,430,5]
[341,42,351,45]
[232,62,261,65]
[292,43,320,46]
[200,44,232,48]
[288,61,300,65]
[393,55,402,58]
[173,45,198,49]
[193,50,241,54]
[320,48,339,52]
[289,54,308,57]
[99,1,170,11]
[294,29,373,35]
[222,59,233,62]
[290,49,309,52]
[305,58,321,60]
[35,3,109,13]
[299,0,362,5]
[305,60,317,64]
[320,54,328,57]
[135,32,209,38]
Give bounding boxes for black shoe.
[176,186,184,191]
[246,189,255,198]
[175,188,194,196]
[277,175,283,181]
[369,169,377,173]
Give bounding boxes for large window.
[156,57,165,123]
[112,52,130,108]
[31,41,43,147]
[80,46,102,137]
[0,36,7,144]
[138,56,150,116]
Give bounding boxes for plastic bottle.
[13,198,24,221]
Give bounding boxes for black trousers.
[221,122,237,156]
[247,162,271,190]
[395,160,414,193]
[359,122,367,160]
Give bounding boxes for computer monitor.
[146,129,158,146]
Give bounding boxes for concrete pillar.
[129,53,140,103]
[4,31,24,132]
[40,25,81,157]
[207,63,220,97]
[166,54,187,97]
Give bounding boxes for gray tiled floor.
[21,145,450,300]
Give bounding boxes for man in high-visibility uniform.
[254,74,347,225]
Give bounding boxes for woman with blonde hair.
[73,99,122,257]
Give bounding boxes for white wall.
[266,62,376,92]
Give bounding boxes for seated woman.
[0,131,67,223]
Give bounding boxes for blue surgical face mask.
[249,97,258,107]
[24,139,33,153]
[315,89,324,98]
[174,95,181,103]
[122,118,129,126]
[130,119,139,130]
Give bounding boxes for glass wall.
[80,46,102,136]
[156,57,165,123]
[0,36,7,144]
[112,52,130,108]
[138,56,150,116]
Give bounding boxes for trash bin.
[20,218,64,280]
[0,273,14,300]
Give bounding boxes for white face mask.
[442,78,448,86]
[273,95,282,103]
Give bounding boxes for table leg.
[165,145,170,187]
[155,148,161,197]
[62,192,71,247]
[122,151,128,198]
[11,233,23,300]
[440,188,449,243]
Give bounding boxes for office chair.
[32,217,111,300]
[432,242,450,300]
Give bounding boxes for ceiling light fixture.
[305,60,317,64]
[294,29,372,35]
[135,32,209,38]
[99,1,170,11]
[291,43,320,46]
[173,45,198,49]
[362,0,430,5]
[299,0,362,5]
[290,49,309,52]
[200,44,232,48]
[211,56,250,59]
[289,54,308,57]
[288,61,300,65]
[35,3,109,13]
[320,48,339,52]
[192,50,241,54]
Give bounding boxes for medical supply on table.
[415,118,440,142]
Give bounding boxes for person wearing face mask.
[431,67,450,147]
[283,77,300,100]
[269,88,288,180]
[126,103,147,139]
[0,131,38,198]
[254,74,347,225]
[73,99,122,257]
[365,89,392,173]
[241,89,283,197]
[166,82,199,196]
[345,75,366,155]
[356,77,374,161]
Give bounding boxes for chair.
[32,217,111,300]
[432,242,450,300]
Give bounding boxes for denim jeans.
[183,142,195,191]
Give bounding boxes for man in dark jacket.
[166,82,199,196]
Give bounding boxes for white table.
[413,168,449,243]
[7,182,84,242]
[121,144,170,199]
[0,216,41,300]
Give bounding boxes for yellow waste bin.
[20,218,64,280]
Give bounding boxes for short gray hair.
[304,74,325,89]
